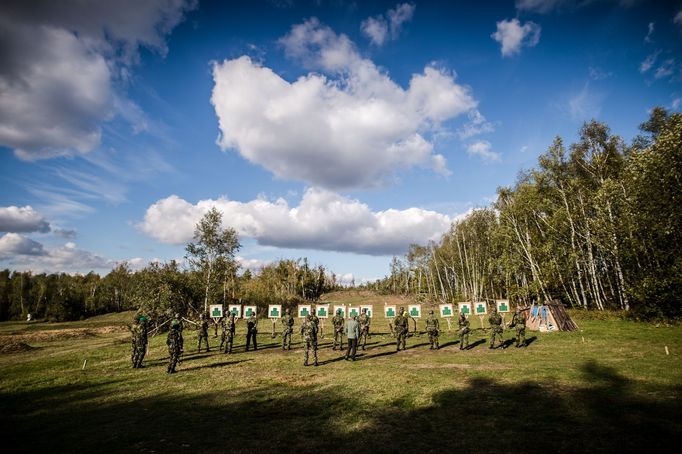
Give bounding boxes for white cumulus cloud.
[0,0,196,160]
[213,19,477,190]
[491,18,541,57]
[467,140,501,162]
[0,206,51,233]
[139,188,454,256]
[361,3,415,46]
[0,233,46,258]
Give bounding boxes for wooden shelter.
[520,300,578,332]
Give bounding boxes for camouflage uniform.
[509,310,527,347]
[301,314,318,366]
[222,314,236,353]
[332,311,345,350]
[246,314,258,351]
[458,314,470,350]
[166,320,183,373]
[394,308,409,351]
[281,310,294,350]
[425,311,440,350]
[488,308,504,349]
[357,310,371,350]
[197,316,210,352]
[130,316,148,368]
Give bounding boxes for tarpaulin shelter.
[521,300,578,332]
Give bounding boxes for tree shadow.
[3,360,680,452]
[180,359,252,372]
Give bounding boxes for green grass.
[1,291,681,453]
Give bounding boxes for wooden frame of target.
[209,304,223,321]
[496,299,510,313]
[384,305,396,318]
[348,306,360,318]
[268,304,282,319]
[407,304,422,318]
[359,305,373,317]
[474,301,488,315]
[316,304,330,319]
[243,305,257,318]
[333,305,346,318]
[297,304,312,318]
[458,302,472,316]
[439,303,454,318]
[228,304,242,318]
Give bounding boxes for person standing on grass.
[332,309,345,350]
[130,315,148,368]
[197,313,210,352]
[358,308,371,351]
[509,307,527,348]
[425,310,440,350]
[281,308,294,350]
[167,320,183,374]
[222,313,236,354]
[488,306,504,349]
[246,311,258,351]
[394,307,409,351]
[458,313,470,350]
[344,315,360,361]
[301,313,319,366]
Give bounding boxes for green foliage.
[369,109,681,319]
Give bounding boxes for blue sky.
[1,0,681,282]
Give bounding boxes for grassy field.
[1,290,680,453]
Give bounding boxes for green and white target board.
[348,306,360,318]
[316,304,330,319]
[474,302,488,315]
[333,305,346,318]
[243,305,257,317]
[359,305,373,317]
[408,304,422,318]
[268,304,282,319]
[298,304,312,318]
[496,300,510,313]
[458,302,472,316]
[439,303,454,318]
[384,305,396,318]
[209,304,223,320]
[228,304,242,318]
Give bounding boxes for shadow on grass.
[439,340,460,348]
[466,339,486,350]
[2,361,680,453]
[526,336,538,346]
[181,359,252,372]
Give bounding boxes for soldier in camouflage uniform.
[488,306,504,349]
[222,313,236,353]
[130,315,148,368]
[394,307,409,351]
[509,307,527,347]
[425,310,440,350]
[281,309,294,350]
[246,312,258,351]
[197,313,210,352]
[301,314,318,366]
[357,308,371,351]
[332,309,345,350]
[458,313,470,350]
[166,319,183,374]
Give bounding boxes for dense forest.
[369,108,681,319]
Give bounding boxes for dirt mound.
[0,341,35,354]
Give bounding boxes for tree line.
[368,108,681,319]
[0,208,341,322]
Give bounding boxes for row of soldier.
[129,304,528,373]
